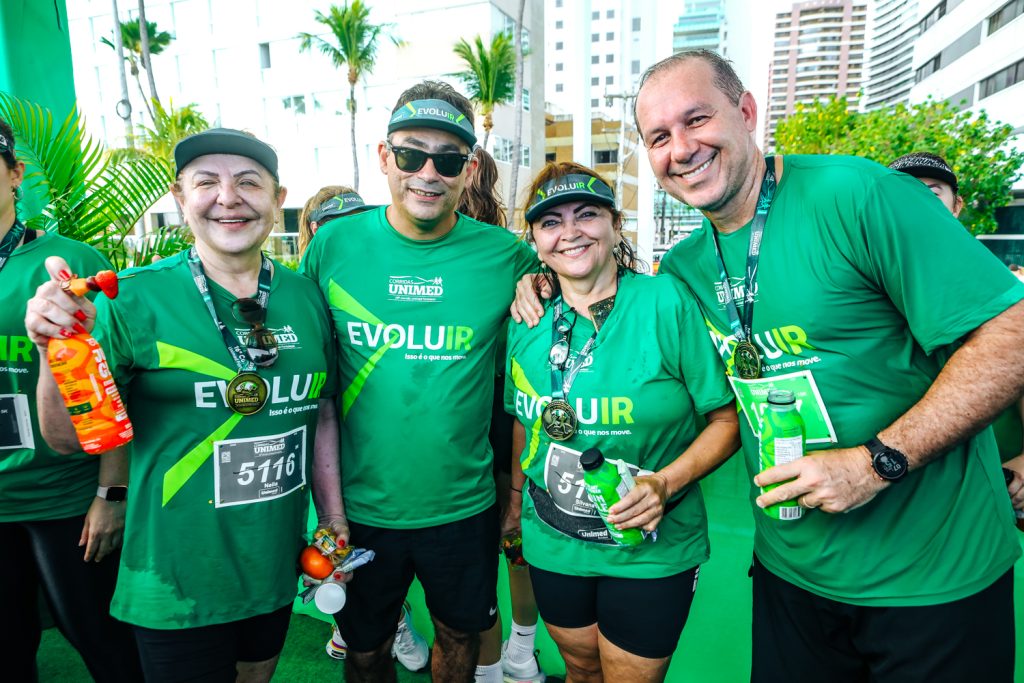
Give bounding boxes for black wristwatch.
[864,438,908,483]
[96,485,128,502]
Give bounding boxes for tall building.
[66,0,545,237]
[863,0,918,109]
[910,0,1024,203]
[764,0,867,150]
[673,0,727,54]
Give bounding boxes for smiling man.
[630,51,1024,682]
[300,81,536,683]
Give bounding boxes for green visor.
[309,192,375,224]
[387,99,477,148]
[525,174,616,222]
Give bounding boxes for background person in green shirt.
[506,162,738,683]
[300,82,537,683]
[26,128,344,683]
[0,118,142,682]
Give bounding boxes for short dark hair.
[633,49,746,140]
[0,117,17,169]
[392,81,475,129]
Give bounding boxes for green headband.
[525,174,616,222]
[309,192,373,224]
[387,99,477,148]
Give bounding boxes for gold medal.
[542,399,577,441]
[733,340,762,380]
[226,372,268,415]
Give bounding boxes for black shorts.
[751,556,1015,683]
[338,505,500,652]
[489,380,513,477]
[530,564,700,659]
[133,604,292,683]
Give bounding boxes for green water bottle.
[759,389,805,521]
[580,448,645,546]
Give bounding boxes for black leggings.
[0,514,142,682]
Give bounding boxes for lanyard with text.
[542,298,599,442]
[186,247,272,414]
[0,220,26,274]
[710,156,776,380]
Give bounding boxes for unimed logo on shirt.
[388,275,444,303]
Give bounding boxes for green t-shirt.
[93,251,337,629]
[660,154,1024,606]
[0,231,110,522]
[504,273,734,578]
[300,207,537,528]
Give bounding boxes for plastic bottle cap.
[767,389,796,405]
[579,448,605,471]
[314,581,347,613]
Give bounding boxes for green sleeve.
[503,321,518,416]
[671,281,734,414]
[92,294,137,391]
[851,173,1024,353]
[298,229,323,283]
[316,290,340,400]
[512,237,539,281]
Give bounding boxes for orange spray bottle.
[47,270,133,454]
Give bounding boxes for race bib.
[213,425,307,508]
[530,443,649,545]
[728,370,837,444]
[0,394,34,451]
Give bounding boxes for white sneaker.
[391,601,430,671]
[325,623,347,660]
[501,639,546,683]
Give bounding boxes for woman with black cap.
[26,128,345,683]
[503,161,739,682]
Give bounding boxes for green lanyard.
[0,220,26,274]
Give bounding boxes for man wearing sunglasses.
[300,81,537,683]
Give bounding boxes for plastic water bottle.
[580,447,645,546]
[48,333,133,454]
[759,389,805,520]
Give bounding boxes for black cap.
[387,99,477,148]
[174,128,279,180]
[888,152,958,193]
[309,192,376,224]
[579,448,605,471]
[525,174,616,222]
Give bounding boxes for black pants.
[751,556,1015,683]
[0,514,142,683]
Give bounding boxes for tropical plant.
[101,18,173,121]
[0,91,179,269]
[298,1,399,190]
[775,96,1024,235]
[138,99,210,164]
[452,32,516,151]
[507,0,527,230]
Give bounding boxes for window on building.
[591,55,599,64]
[259,42,271,69]
[980,58,1024,98]
[555,83,564,92]
[605,54,614,63]
[523,88,530,111]
[632,17,641,31]
[606,32,614,40]
[607,9,615,18]
[555,0,562,7]
[915,54,941,83]
[521,146,531,167]
[591,76,600,85]
[592,33,600,41]
[282,95,306,114]
[591,98,600,107]
[593,149,618,164]
[606,75,614,85]
[556,62,564,71]
[592,11,599,19]
[555,41,563,50]
[988,0,1024,34]
[555,20,563,29]
[631,60,641,75]
[545,152,557,163]
[493,136,513,163]
[919,1,946,33]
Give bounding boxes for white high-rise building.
[863,0,918,109]
[910,0,1024,198]
[66,0,545,233]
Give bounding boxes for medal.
[542,399,578,441]
[733,340,762,379]
[227,372,268,415]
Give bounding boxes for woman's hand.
[25,256,95,347]
[606,472,670,533]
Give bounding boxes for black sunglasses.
[386,142,472,178]
[232,298,279,368]
[548,308,577,370]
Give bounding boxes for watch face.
[104,487,128,502]
[874,450,907,480]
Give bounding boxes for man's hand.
[1003,455,1024,510]
[607,472,669,533]
[754,447,888,514]
[509,273,552,327]
[80,497,125,562]
[25,256,95,347]
[502,488,523,537]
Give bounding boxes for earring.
[13,185,23,201]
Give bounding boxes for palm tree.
[452,32,516,151]
[137,1,160,107]
[299,1,397,190]
[0,92,183,269]
[101,18,173,121]
[507,0,527,229]
[138,99,210,164]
